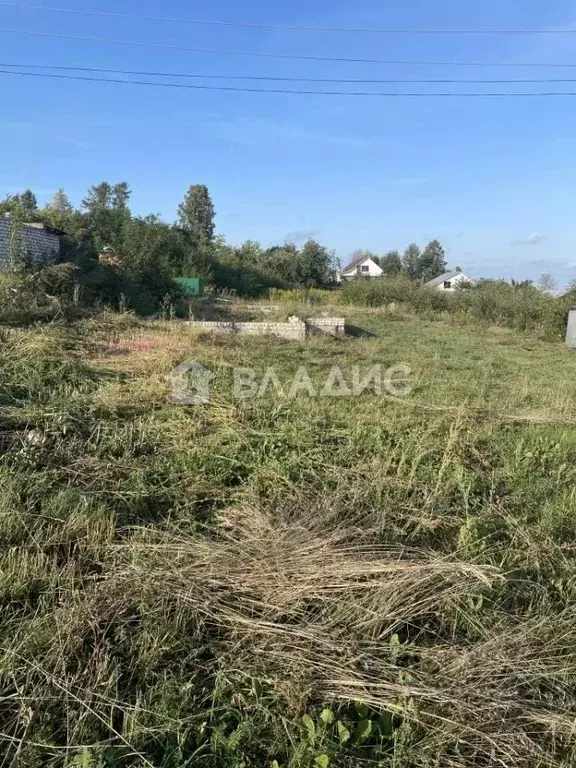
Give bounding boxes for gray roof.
[425,269,467,288]
[341,254,378,273]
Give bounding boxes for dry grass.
[2,313,576,766]
[4,504,576,766]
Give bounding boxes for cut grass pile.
[1,310,576,766]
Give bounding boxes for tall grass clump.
[268,287,335,306]
[0,265,80,325]
[0,325,94,404]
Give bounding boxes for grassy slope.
[1,311,576,767]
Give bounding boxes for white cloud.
[511,232,550,246]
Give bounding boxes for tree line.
[0,183,453,311]
[0,183,341,307]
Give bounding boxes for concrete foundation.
[185,320,307,340]
[185,317,346,340]
[306,317,346,337]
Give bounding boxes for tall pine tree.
[111,182,131,211]
[82,182,113,213]
[48,188,73,216]
[44,188,74,230]
[418,240,447,282]
[178,185,216,245]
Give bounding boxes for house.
[339,254,384,280]
[0,216,62,269]
[425,268,473,292]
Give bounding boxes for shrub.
[337,277,570,341]
[268,287,334,305]
[339,276,415,307]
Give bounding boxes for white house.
[425,268,474,292]
[339,254,383,280]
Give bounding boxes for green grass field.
[2,309,576,767]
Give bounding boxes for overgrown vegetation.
[262,278,573,341]
[3,183,570,342]
[337,277,573,340]
[1,310,576,766]
[0,184,338,314]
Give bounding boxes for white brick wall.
[184,318,346,340]
[0,219,61,268]
[306,318,346,337]
[185,321,307,340]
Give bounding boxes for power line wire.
[2,68,576,95]
[0,1,574,35]
[3,62,576,84]
[2,27,576,68]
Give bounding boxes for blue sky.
[2,0,576,284]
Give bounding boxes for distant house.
[339,254,384,280]
[0,216,62,269]
[425,268,473,292]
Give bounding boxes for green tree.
[402,243,421,278]
[212,239,280,296]
[110,182,132,248]
[178,185,216,245]
[380,250,403,276]
[259,243,299,285]
[295,239,336,287]
[81,181,131,251]
[82,182,113,213]
[0,190,39,221]
[81,182,113,251]
[48,188,73,216]
[234,240,262,267]
[0,195,16,217]
[43,188,74,231]
[109,215,182,311]
[111,182,131,212]
[19,189,38,218]
[417,240,447,282]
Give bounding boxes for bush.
[337,277,570,341]
[339,275,415,307]
[0,266,77,325]
[268,287,334,306]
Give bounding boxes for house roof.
[425,269,468,288]
[341,254,378,273]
